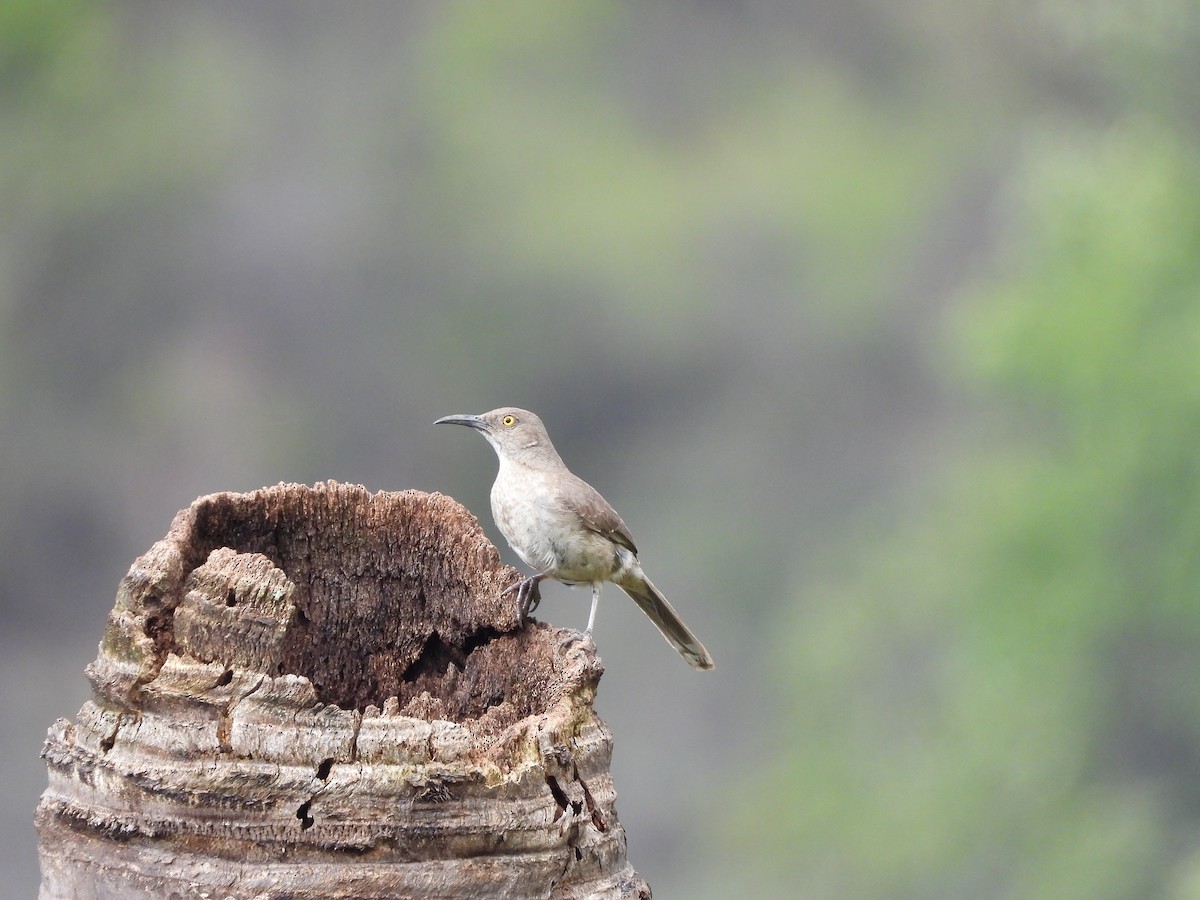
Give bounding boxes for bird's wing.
[543,473,638,555]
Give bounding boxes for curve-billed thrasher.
[435,407,715,670]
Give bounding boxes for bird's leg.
[585,583,601,635]
[500,574,544,625]
[517,577,542,622]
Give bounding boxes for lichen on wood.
[36,482,649,899]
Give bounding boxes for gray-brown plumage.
[434,407,715,670]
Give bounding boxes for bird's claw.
[515,578,542,624]
[558,630,595,654]
[501,576,542,625]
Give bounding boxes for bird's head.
[434,407,557,460]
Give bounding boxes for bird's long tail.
[615,568,715,670]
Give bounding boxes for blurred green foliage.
[734,66,1200,900]
[415,2,952,347]
[0,0,239,234]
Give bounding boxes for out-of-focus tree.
[729,1,1200,895]
[0,0,243,631]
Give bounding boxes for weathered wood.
[37,482,650,899]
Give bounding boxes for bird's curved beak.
[433,414,487,431]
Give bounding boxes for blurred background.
[4,0,1200,897]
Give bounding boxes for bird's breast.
[490,465,619,583]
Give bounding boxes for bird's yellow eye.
[501,414,516,427]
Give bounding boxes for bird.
[434,407,715,670]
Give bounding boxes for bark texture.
[37,482,649,899]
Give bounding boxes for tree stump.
[36,482,650,899]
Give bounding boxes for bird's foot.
[557,630,594,654]
[501,575,543,625]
